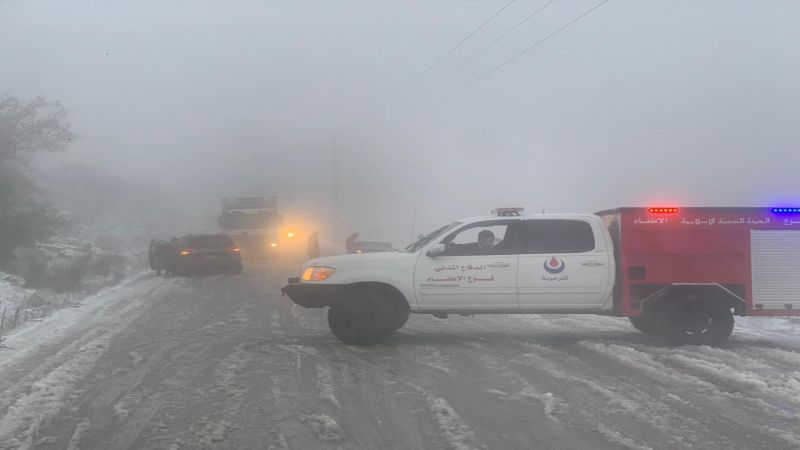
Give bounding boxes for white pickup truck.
[282,207,800,345]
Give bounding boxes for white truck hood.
[306,252,411,269]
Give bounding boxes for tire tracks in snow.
[26,274,259,449]
[0,276,178,449]
[576,340,800,448]
[407,327,658,449]
[402,314,797,449]
[0,333,112,449]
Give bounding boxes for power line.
[444,0,560,79]
[440,0,611,103]
[399,0,517,92]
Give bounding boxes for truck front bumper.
[281,278,348,308]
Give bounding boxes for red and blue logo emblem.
[543,257,565,274]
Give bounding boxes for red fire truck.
[283,207,800,345]
[598,207,800,341]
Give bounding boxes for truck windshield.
[404,222,461,253]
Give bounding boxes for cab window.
[441,221,522,256]
[521,220,595,254]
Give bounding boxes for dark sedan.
[175,234,243,275]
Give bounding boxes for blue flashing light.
[772,208,800,214]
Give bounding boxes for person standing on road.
[345,232,358,254]
[307,230,320,260]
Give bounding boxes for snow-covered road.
[2,263,800,449]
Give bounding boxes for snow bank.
[735,316,800,347]
[663,353,800,406]
[1,228,142,338]
[14,235,132,294]
[0,272,37,340]
[0,271,159,368]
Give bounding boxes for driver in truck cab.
[447,229,497,255]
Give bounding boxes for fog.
[3,0,800,246]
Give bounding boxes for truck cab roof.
[457,212,600,223]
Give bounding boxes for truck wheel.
[629,315,658,335]
[327,290,400,345]
[657,300,734,346]
[386,295,410,332]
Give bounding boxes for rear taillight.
[227,247,241,253]
[179,249,192,256]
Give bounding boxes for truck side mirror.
[426,244,445,257]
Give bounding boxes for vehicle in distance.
[283,206,800,345]
[218,196,283,257]
[175,233,243,275]
[351,241,394,254]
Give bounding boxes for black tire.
[388,299,410,332]
[629,315,658,335]
[327,304,388,345]
[327,289,406,345]
[656,300,734,346]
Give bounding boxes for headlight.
[302,266,336,281]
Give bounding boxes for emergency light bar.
[648,207,680,214]
[492,207,524,217]
[772,208,800,214]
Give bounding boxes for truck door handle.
[486,262,511,268]
[581,260,605,266]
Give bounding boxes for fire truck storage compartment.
[751,230,800,310]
